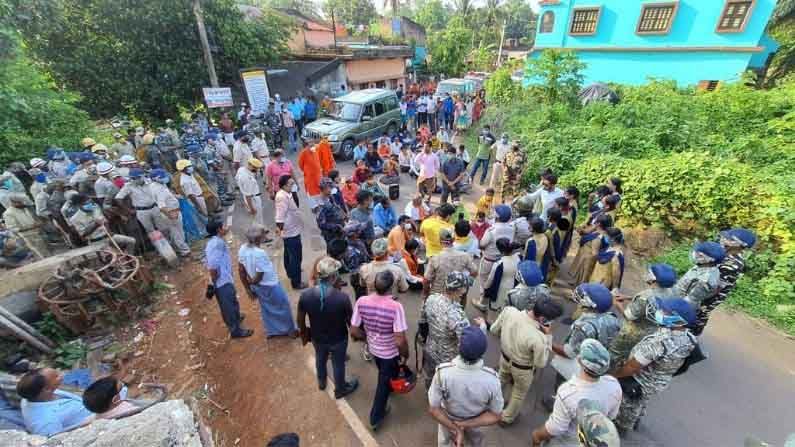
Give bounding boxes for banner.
[202,87,233,108]
[240,69,270,115]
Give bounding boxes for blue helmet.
[719,228,757,249]
[574,283,613,313]
[650,297,697,327]
[516,261,544,287]
[128,168,145,179]
[494,204,512,223]
[648,263,677,288]
[150,168,169,180]
[693,241,726,264]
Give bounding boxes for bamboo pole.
[0,314,53,354]
[0,306,56,348]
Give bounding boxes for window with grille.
[540,11,555,33]
[569,7,601,35]
[637,3,679,35]
[717,0,754,32]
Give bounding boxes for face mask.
[86,165,97,174]
[81,203,97,212]
[185,167,194,175]
[134,178,145,186]
[602,236,612,246]
[690,251,713,265]
[155,177,168,184]
[654,309,685,328]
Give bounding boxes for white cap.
[30,158,46,168]
[97,161,114,175]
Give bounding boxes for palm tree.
[383,0,400,16]
[453,0,473,17]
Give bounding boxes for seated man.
[82,377,138,420]
[17,368,93,436]
[68,193,136,253]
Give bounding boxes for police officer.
[176,159,208,216]
[149,169,191,257]
[531,340,621,446]
[115,168,160,233]
[428,326,504,447]
[612,297,697,433]
[511,194,535,248]
[111,132,135,158]
[116,155,138,180]
[68,193,136,252]
[506,260,552,311]
[316,177,346,243]
[546,283,621,409]
[424,229,478,299]
[475,204,515,311]
[610,263,677,369]
[573,399,621,447]
[674,241,725,307]
[47,149,73,179]
[490,295,562,425]
[94,162,119,209]
[69,153,97,195]
[419,271,481,388]
[692,228,756,336]
[236,158,264,227]
[501,143,526,204]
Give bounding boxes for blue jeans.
[214,283,244,336]
[370,356,400,426]
[314,339,348,389]
[470,158,490,183]
[287,127,297,152]
[283,235,303,287]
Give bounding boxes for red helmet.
[389,364,417,394]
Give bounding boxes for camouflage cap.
[578,339,610,376]
[316,256,342,279]
[439,228,454,244]
[576,399,621,447]
[371,238,389,257]
[445,271,474,291]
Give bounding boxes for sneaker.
[334,378,359,399]
[231,329,254,339]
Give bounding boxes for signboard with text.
[202,87,233,108]
[239,68,270,115]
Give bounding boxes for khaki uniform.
[179,174,207,215]
[501,149,526,202]
[111,141,135,158]
[428,357,504,447]
[94,177,119,208]
[424,247,478,296]
[489,307,550,424]
[69,208,136,252]
[475,222,515,309]
[150,182,190,256]
[359,260,409,296]
[235,167,263,226]
[115,181,160,233]
[2,207,49,257]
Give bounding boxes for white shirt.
[150,182,180,209]
[115,182,157,208]
[404,202,430,221]
[390,141,402,156]
[479,222,515,260]
[426,97,437,113]
[233,142,252,165]
[545,375,622,438]
[492,141,511,163]
[214,140,231,160]
[235,167,260,197]
[238,244,279,286]
[251,137,269,158]
[180,174,203,198]
[527,187,564,221]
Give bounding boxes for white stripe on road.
[304,355,379,447]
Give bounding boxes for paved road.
[225,150,795,447]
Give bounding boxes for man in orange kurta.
[316,138,336,177]
[297,144,323,209]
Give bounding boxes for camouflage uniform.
[500,149,526,202]
[673,265,720,308]
[615,327,696,432]
[609,286,674,369]
[574,399,621,447]
[419,293,471,387]
[693,253,745,335]
[563,312,622,360]
[505,283,551,312]
[424,247,478,296]
[315,197,346,242]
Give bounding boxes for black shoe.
[231,329,254,338]
[541,395,555,413]
[370,404,391,431]
[319,380,327,391]
[334,378,359,399]
[292,282,309,290]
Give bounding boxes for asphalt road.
[225,149,795,447]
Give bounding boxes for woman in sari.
[570,214,612,286]
[589,227,625,291]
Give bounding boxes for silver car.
[302,89,401,160]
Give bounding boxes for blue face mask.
[35,173,47,183]
[602,236,612,245]
[81,203,97,212]
[654,310,686,328]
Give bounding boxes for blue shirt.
[288,102,304,120]
[373,203,397,232]
[21,390,93,436]
[350,207,375,241]
[205,236,234,288]
[238,244,279,286]
[353,145,368,162]
[443,97,454,114]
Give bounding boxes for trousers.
[283,235,303,287]
[469,158,490,184]
[497,356,535,424]
[371,356,399,426]
[615,392,649,433]
[214,283,245,336]
[135,207,160,233]
[474,258,496,310]
[156,213,190,256]
[314,339,349,389]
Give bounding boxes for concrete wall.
[305,29,335,48]
[309,63,348,97]
[345,58,407,87]
[532,0,779,85]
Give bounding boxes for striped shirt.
[351,294,408,359]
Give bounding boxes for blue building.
[530,0,780,86]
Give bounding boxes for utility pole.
[193,0,219,87]
[496,18,507,67]
[331,8,338,51]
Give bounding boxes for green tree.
[452,0,474,17]
[525,49,586,104]
[410,0,452,33]
[503,0,536,45]
[427,15,473,76]
[323,0,377,28]
[11,0,290,119]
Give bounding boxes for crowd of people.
[3,91,760,447]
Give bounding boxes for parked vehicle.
[464,71,490,91]
[433,78,476,101]
[302,89,401,160]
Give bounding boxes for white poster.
[202,87,233,108]
[241,69,270,115]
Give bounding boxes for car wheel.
[338,139,355,161]
[387,123,397,137]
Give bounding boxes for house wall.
[345,58,407,89]
[305,29,335,48]
[287,30,307,54]
[309,64,348,97]
[533,0,779,85]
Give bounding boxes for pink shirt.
[265,160,293,193]
[274,189,303,238]
[416,152,440,179]
[351,294,408,360]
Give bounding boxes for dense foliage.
[323,0,377,29]
[483,53,795,333]
[9,0,291,119]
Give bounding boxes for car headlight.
[327,134,339,142]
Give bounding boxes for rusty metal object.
[37,249,153,334]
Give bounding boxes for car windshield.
[436,83,460,94]
[329,101,362,122]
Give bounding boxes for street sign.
[202,87,233,108]
[240,68,270,115]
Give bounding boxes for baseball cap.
[128,168,144,178]
[578,339,610,376]
[316,257,342,279]
[371,238,388,257]
[459,326,487,361]
[576,400,620,447]
[439,228,454,244]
